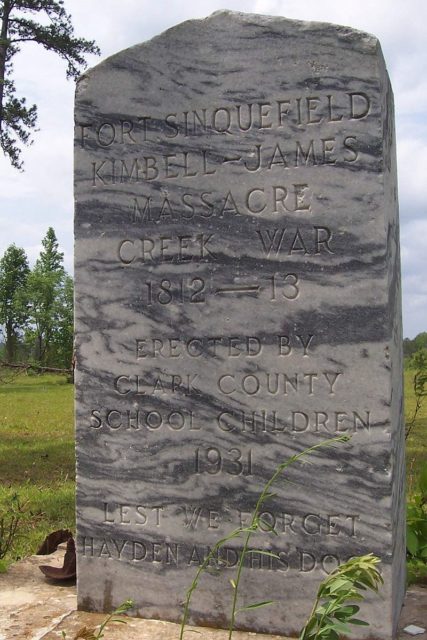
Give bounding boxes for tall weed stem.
[180,435,350,640]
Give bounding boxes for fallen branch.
[0,360,72,375]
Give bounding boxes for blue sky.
[0,0,425,338]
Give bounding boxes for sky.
[0,0,425,338]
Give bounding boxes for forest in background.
[0,228,73,371]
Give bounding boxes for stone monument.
[74,12,405,638]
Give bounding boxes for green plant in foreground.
[406,348,427,440]
[0,491,28,561]
[407,465,427,582]
[180,435,355,640]
[60,600,133,639]
[299,554,383,640]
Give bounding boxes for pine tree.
[52,272,73,368]
[0,243,29,361]
[24,227,69,365]
[0,0,100,169]
[36,226,64,274]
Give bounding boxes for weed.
[0,491,28,559]
[179,435,353,640]
[406,348,427,440]
[405,358,427,500]
[407,465,427,584]
[299,554,383,639]
[61,600,133,639]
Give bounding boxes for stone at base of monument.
[2,550,425,640]
[74,10,405,640]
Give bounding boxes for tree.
[23,227,71,366]
[0,0,100,169]
[51,271,73,368]
[0,229,73,376]
[37,225,64,274]
[0,243,29,361]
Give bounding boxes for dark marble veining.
[74,11,405,638]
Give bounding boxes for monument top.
[80,11,381,73]
[76,11,385,115]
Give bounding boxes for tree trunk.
[5,318,14,362]
[37,331,43,364]
[0,0,11,133]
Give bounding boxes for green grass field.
[0,368,426,573]
[405,365,427,492]
[0,373,74,568]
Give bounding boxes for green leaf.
[348,618,370,626]
[327,577,352,593]
[334,609,356,622]
[322,621,350,633]
[316,605,327,615]
[339,604,360,616]
[260,492,277,501]
[317,628,340,640]
[238,600,274,611]
[302,616,318,634]
[407,504,421,519]
[419,466,427,495]
[407,527,420,556]
[257,518,277,534]
[246,549,280,559]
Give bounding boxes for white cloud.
[401,218,427,336]
[401,220,427,272]
[397,136,427,218]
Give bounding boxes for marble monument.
[74,11,405,638]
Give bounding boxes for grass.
[405,364,427,495]
[405,362,427,584]
[0,372,74,568]
[0,366,425,576]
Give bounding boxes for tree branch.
[0,360,72,374]
[0,0,100,167]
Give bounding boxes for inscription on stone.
[75,12,405,639]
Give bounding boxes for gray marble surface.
[74,11,405,638]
